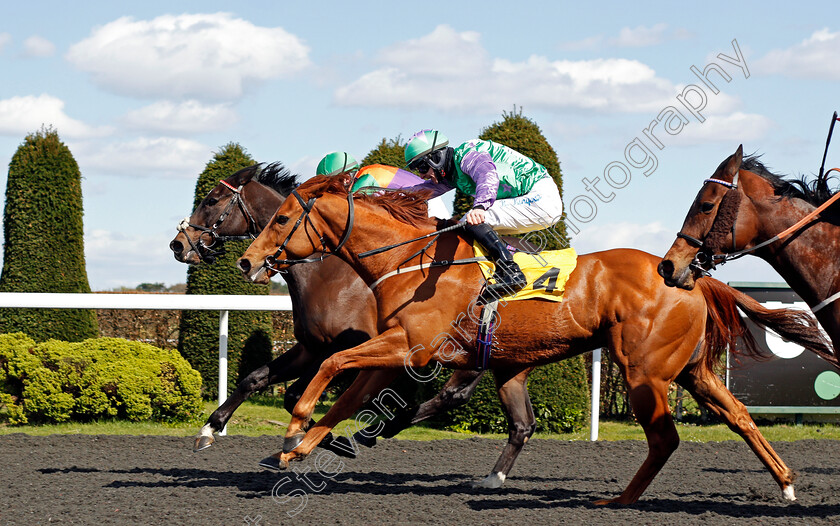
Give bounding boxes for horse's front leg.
[259,327,425,469]
[193,342,321,452]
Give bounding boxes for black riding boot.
[466,223,527,298]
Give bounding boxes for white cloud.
[670,112,775,145]
[560,24,691,50]
[609,23,670,48]
[72,137,210,179]
[66,12,310,100]
[0,94,111,138]
[85,228,185,290]
[335,25,678,114]
[23,35,55,58]
[0,33,11,53]
[754,28,840,80]
[122,100,238,134]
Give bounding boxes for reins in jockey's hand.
[262,188,355,272]
[177,180,261,263]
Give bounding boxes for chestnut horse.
[170,163,379,453]
[237,173,832,505]
[659,144,840,367]
[170,163,486,454]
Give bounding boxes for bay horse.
[236,172,833,505]
[170,163,486,454]
[170,163,378,453]
[659,144,840,367]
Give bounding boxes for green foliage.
[420,358,589,434]
[0,127,98,341]
[177,143,273,398]
[477,107,568,249]
[361,137,406,168]
[0,333,202,424]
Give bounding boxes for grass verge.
[1,397,838,441]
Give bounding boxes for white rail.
[0,292,292,435]
[0,292,604,440]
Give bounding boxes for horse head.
[169,162,297,264]
[658,145,763,289]
[237,173,356,284]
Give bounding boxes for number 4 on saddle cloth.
[472,243,578,369]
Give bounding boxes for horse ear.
[231,163,261,187]
[725,145,743,178]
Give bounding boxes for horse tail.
[695,277,838,371]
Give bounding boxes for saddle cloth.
[473,243,577,302]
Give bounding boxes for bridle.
[676,167,840,313]
[676,175,742,274]
[177,180,262,263]
[262,189,354,273]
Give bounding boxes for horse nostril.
[658,260,674,279]
[237,258,251,274]
[170,240,183,255]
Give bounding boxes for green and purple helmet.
[404,130,449,171]
[316,152,359,177]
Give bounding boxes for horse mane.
[724,153,838,208]
[313,175,439,228]
[255,162,299,197]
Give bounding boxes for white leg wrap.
[782,485,796,501]
[472,472,506,489]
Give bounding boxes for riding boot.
[465,223,527,298]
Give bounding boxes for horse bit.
[177,180,261,263]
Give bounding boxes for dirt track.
[1,434,839,525]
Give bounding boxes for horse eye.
[701,202,715,214]
[276,215,289,226]
[206,197,218,206]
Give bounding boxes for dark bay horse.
[659,144,840,367]
[237,173,832,504]
[170,163,486,454]
[170,163,379,452]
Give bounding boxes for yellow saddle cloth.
[474,244,577,302]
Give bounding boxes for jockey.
[317,152,424,193]
[404,129,564,297]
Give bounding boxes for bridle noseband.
[262,189,354,273]
[177,180,262,263]
[676,174,742,274]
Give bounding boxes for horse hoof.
[318,435,357,459]
[471,472,506,489]
[258,456,289,471]
[193,434,215,452]
[783,485,796,501]
[283,433,304,453]
[352,431,377,449]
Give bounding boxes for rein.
[177,180,261,263]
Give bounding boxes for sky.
[1,1,839,291]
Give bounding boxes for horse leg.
[194,342,321,452]
[265,327,422,467]
[595,378,679,505]
[473,368,535,489]
[259,369,402,470]
[352,369,486,447]
[676,364,797,501]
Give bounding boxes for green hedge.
[0,333,202,424]
[420,358,590,434]
[0,128,98,341]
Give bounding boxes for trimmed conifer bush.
[177,143,273,398]
[360,137,406,168]
[0,333,202,424]
[0,127,98,341]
